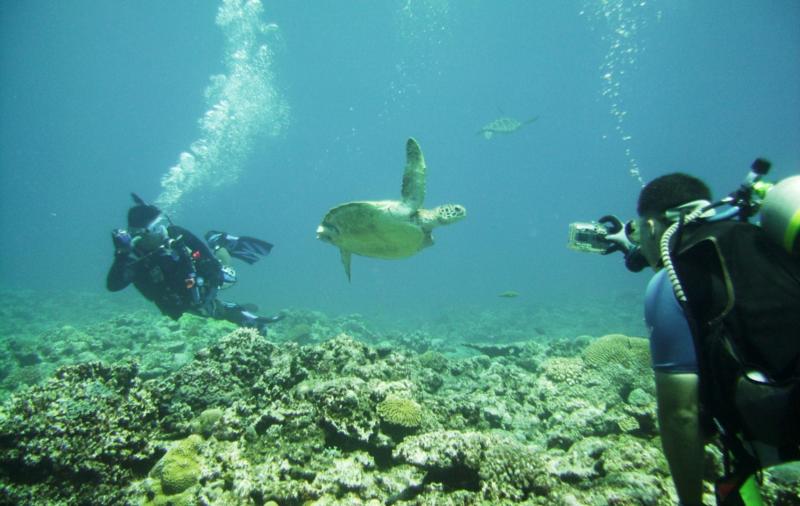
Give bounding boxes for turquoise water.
[1,3,800,503]
[1,0,798,321]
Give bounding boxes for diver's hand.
[597,215,634,255]
[112,229,133,256]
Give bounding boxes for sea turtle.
[316,138,467,281]
[478,115,538,140]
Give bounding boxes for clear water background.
[1,0,798,328]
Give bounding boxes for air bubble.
[581,0,659,186]
[156,0,290,214]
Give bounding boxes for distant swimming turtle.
[478,115,538,140]
[316,138,467,281]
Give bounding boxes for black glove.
[597,215,635,255]
[624,247,649,272]
[111,229,133,256]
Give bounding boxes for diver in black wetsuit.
[107,194,282,334]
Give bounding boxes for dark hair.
[637,173,711,217]
[127,204,161,229]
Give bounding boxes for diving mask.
[131,215,170,253]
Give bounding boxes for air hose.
[659,206,709,303]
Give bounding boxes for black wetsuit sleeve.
[106,253,134,292]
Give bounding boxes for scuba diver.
[568,162,800,506]
[107,193,282,334]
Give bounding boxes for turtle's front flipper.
[401,138,426,210]
[340,249,352,282]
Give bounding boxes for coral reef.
[0,361,160,504]
[0,294,795,505]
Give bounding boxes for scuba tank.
[759,175,800,255]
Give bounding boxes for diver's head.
[128,202,169,253]
[434,204,467,225]
[128,203,161,229]
[637,173,711,218]
[635,173,711,268]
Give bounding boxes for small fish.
[498,291,520,298]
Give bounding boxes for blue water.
[1,0,798,324]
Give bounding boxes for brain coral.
[151,435,203,495]
[582,334,650,373]
[377,395,423,429]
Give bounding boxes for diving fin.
[131,193,147,205]
[206,231,273,265]
[231,235,273,264]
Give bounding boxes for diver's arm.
[107,229,135,291]
[106,253,133,291]
[655,371,705,506]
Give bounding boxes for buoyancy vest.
[672,220,800,461]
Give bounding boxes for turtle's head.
[433,204,467,225]
[316,221,339,245]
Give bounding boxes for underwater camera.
[567,215,637,255]
[568,158,800,270]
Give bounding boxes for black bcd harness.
[673,220,800,473]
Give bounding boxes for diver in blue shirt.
[107,194,282,334]
[630,173,798,505]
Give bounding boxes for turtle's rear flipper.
[340,249,352,282]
